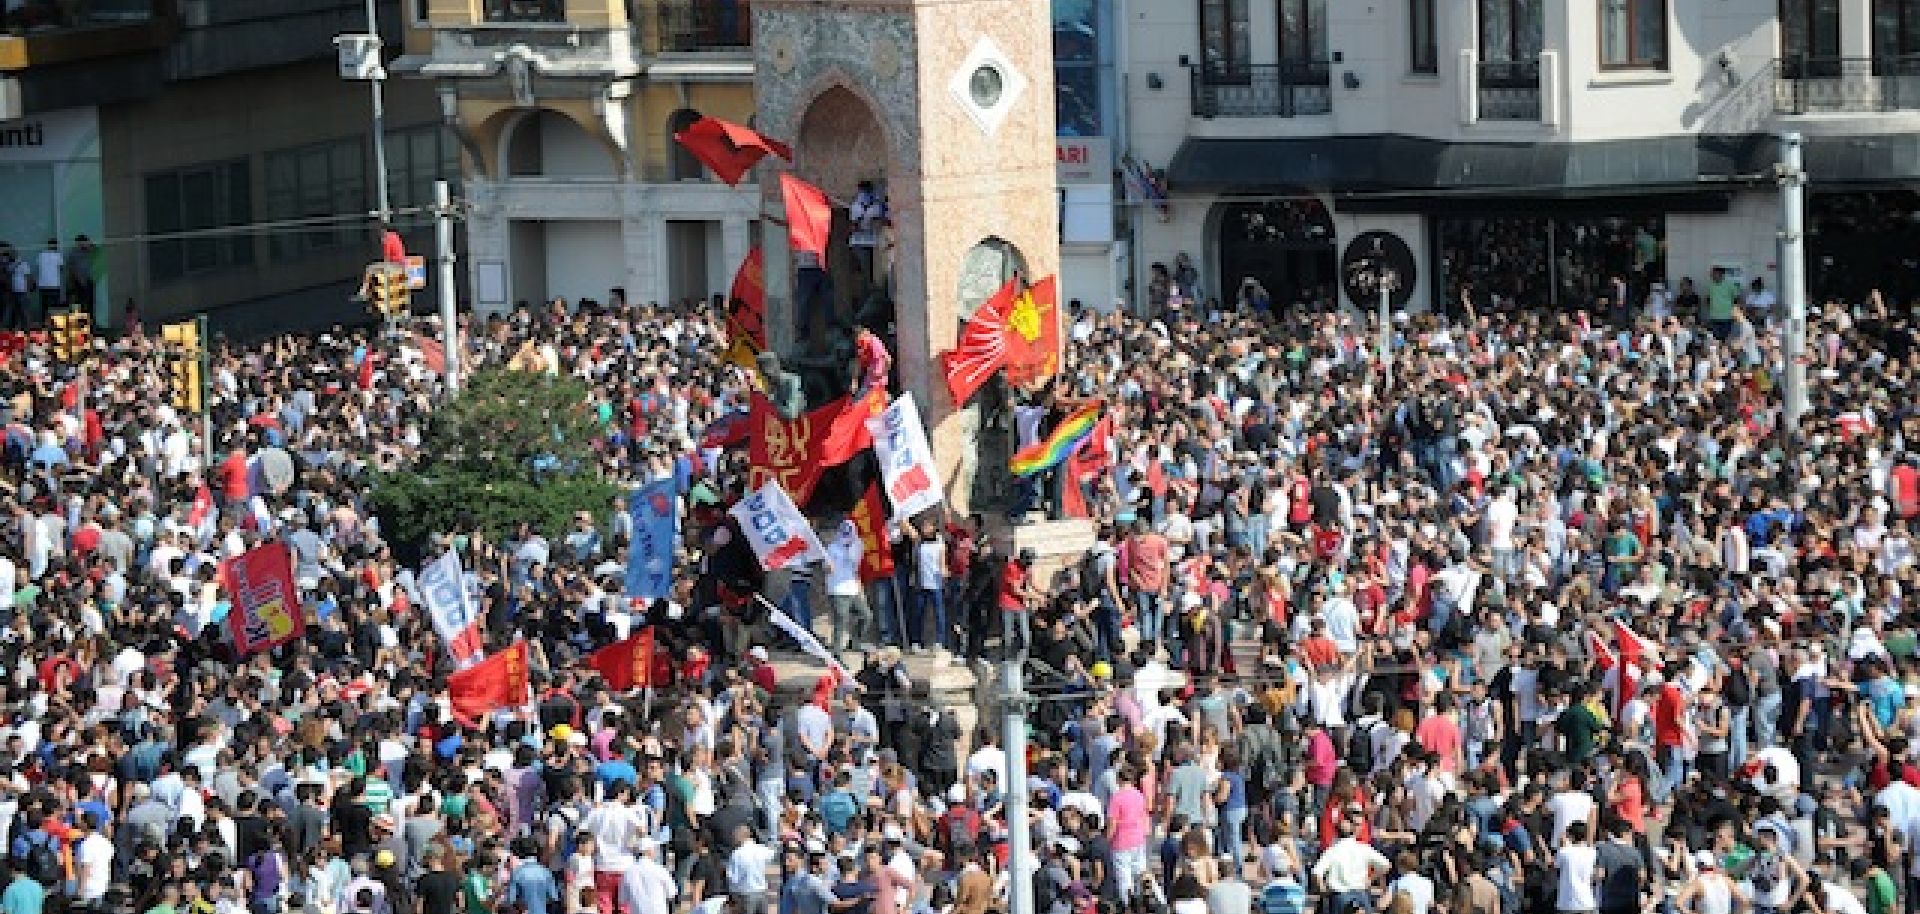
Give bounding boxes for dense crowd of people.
[0,250,1909,914]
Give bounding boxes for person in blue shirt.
[595,754,638,795]
[504,837,561,914]
[0,868,43,914]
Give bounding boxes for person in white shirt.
[1486,488,1520,581]
[911,522,947,652]
[584,784,647,899]
[1310,814,1388,914]
[1554,822,1599,914]
[1385,851,1436,914]
[72,813,113,905]
[824,521,872,652]
[32,238,64,317]
[619,838,678,914]
[726,825,778,914]
[1547,770,1598,848]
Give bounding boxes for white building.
[1119,0,1920,314]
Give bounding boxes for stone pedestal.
[984,516,1096,590]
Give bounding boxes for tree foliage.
[371,367,618,562]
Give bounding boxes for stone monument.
[753,0,1061,520]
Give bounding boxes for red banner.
[447,641,530,726]
[938,278,1016,405]
[1003,276,1061,385]
[724,248,767,369]
[585,628,656,692]
[747,389,885,504]
[673,116,791,185]
[223,542,304,657]
[781,174,833,260]
[849,482,896,583]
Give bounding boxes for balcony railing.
[484,0,566,23]
[2,0,151,33]
[1477,59,1541,121]
[656,0,750,51]
[1190,61,1331,118]
[1775,55,1920,114]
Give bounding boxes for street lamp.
[335,0,394,222]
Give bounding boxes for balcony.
[1477,59,1540,121]
[0,0,169,71]
[1189,61,1331,118]
[655,0,749,52]
[483,0,566,23]
[1775,56,1920,115]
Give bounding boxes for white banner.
[763,599,849,675]
[865,392,944,521]
[420,550,484,668]
[729,480,826,570]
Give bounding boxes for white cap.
[749,646,769,662]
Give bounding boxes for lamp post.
[336,0,394,222]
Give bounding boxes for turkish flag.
[446,641,530,726]
[938,277,1016,405]
[672,116,792,185]
[585,628,656,691]
[780,174,833,260]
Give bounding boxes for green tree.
[371,366,618,561]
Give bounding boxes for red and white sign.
[223,542,305,657]
[866,392,944,522]
[1056,136,1111,184]
[730,480,826,570]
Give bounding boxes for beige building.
[1,0,449,336]
[396,0,760,313]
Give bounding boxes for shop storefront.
[0,107,105,318]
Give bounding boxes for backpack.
[547,803,582,864]
[20,832,59,886]
[1346,719,1379,774]
[944,807,979,855]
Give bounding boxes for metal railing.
[484,0,565,23]
[1190,61,1332,118]
[655,0,750,51]
[1477,59,1541,121]
[1774,55,1920,114]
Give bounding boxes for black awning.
[1165,133,1776,196]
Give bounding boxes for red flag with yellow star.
[723,247,766,369]
[849,481,896,582]
[1002,275,1060,386]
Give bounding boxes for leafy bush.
[371,367,618,562]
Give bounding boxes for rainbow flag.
[1009,401,1103,477]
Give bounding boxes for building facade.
[395,0,760,314]
[2,0,451,336]
[1121,0,1920,314]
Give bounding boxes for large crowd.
[0,241,1907,914]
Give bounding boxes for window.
[1599,0,1667,69]
[1279,0,1327,61]
[1198,0,1250,78]
[1410,0,1438,73]
[1781,0,1840,77]
[1479,0,1543,63]
[145,160,253,283]
[385,125,462,209]
[1874,0,1920,60]
[265,138,366,263]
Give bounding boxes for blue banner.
[625,480,679,600]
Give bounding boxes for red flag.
[699,411,752,449]
[1002,276,1062,385]
[780,174,833,260]
[585,628,656,691]
[447,641,530,726]
[188,483,214,530]
[222,542,305,657]
[673,116,791,186]
[357,351,376,390]
[415,333,446,375]
[747,389,884,504]
[938,277,1017,405]
[1061,415,1112,519]
[849,482,896,582]
[723,248,766,369]
[1610,618,1660,716]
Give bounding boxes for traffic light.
[363,262,410,317]
[161,319,203,413]
[47,310,89,362]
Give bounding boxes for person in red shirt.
[216,446,249,511]
[745,645,777,693]
[999,549,1041,654]
[1652,668,1689,790]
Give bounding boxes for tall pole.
[366,0,392,221]
[1378,274,1392,390]
[1779,132,1809,432]
[434,180,461,395]
[1002,608,1033,914]
[197,313,212,472]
